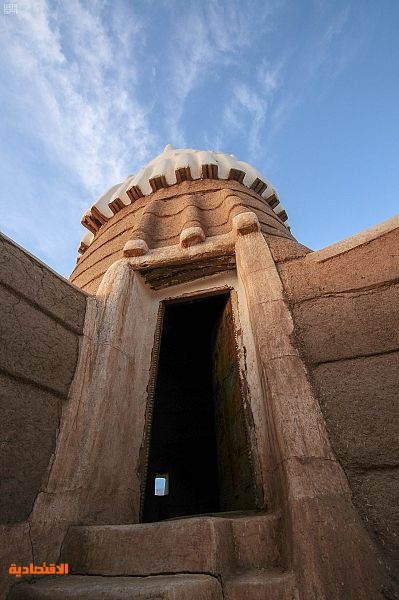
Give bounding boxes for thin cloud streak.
[161,0,279,146]
[219,5,355,165]
[0,0,158,196]
[303,5,351,81]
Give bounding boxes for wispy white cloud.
[219,55,286,160]
[257,59,284,93]
[161,0,279,145]
[222,83,268,157]
[0,0,158,196]
[218,4,355,164]
[302,5,351,81]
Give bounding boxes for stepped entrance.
[142,291,258,523]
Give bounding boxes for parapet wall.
[279,215,399,581]
[0,234,87,524]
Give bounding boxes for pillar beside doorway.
[234,217,388,599]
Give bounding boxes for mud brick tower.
[2,145,398,599]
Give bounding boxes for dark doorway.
[142,292,257,523]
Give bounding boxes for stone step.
[8,574,223,600]
[224,570,298,600]
[61,512,280,577]
[61,516,232,577]
[229,512,280,570]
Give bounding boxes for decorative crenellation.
[78,146,288,255]
[71,181,294,293]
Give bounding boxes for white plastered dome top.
[79,144,288,251]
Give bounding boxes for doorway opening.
[142,292,258,523]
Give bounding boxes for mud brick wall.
[279,219,399,581]
[0,234,87,523]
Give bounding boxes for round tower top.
[79,145,287,250]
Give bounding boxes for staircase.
[8,512,298,599]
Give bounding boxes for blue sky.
[0,0,398,277]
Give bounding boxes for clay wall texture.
[71,180,294,294]
[0,234,87,524]
[278,216,399,580]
